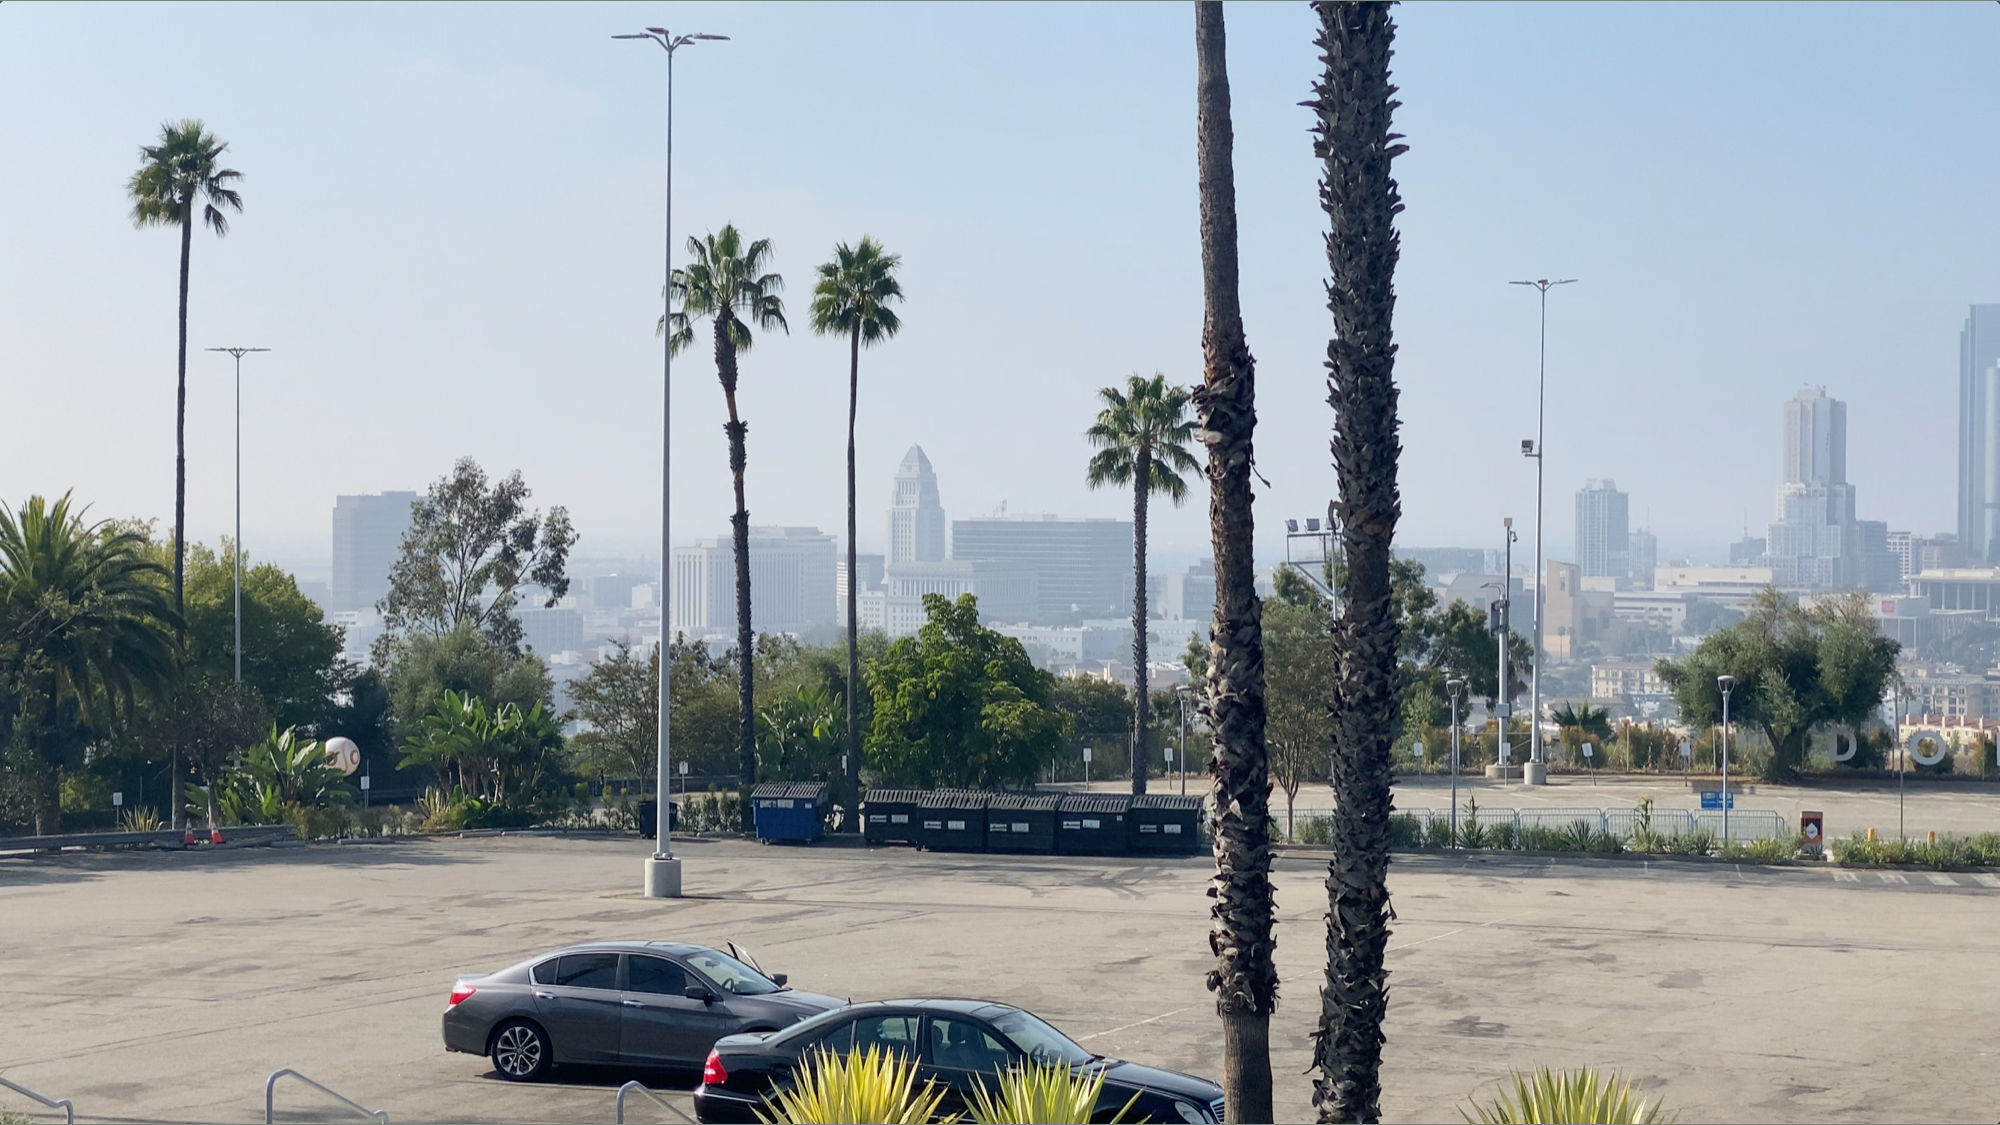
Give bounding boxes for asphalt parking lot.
[3,835,1995,1124]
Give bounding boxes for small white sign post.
[1582,741,1596,781]
[680,758,690,798]
[1083,745,1092,789]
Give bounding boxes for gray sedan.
[442,941,844,1081]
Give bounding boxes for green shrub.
[1517,826,1564,852]
[1295,815,1333,846]
[1387,813,1425,849]
[1834,831,2000,868]
[285,803,354,841]
[1660,828,1715,857]
[1458,798,1490,849]
[759,1046,945,1125]
[1462,1067,1672,1124]
[965,1061,1138,1124]
[1487,820,1518,851]
[1421,814,1456,849]
[1718,835,1798,863]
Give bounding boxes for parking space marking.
[1924,873,1958,886]
[1832,870,1859,882]
[1077,1006,1194,1042]
[1973,874,2000,888]
[1878,872,1909,884]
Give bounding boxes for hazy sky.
[4,2,1995,579]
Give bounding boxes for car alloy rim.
[496,1027,542,1075]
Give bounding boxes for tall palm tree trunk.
[1309,3,1406,1121]
[1129,445,1151,795]
[715,315,758,813]
[844,325,862,829]
[171,199,194,832]
[1193,4,1275,1121]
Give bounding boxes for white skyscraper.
[331,491,417,612]
[672,527,838,638]
[888,445,946,564]
[1767,387,1861,588]
[1574,479,1629,580]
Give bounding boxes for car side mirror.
[771,973,788,987]
[684,986,713,1003]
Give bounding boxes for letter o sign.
[1906,728,1949,767]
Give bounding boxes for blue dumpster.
[753,782,828,844]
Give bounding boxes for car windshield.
[684,948,783,996]
[988,1008,1094,1066]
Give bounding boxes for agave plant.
[1463,1067,1673,1124]
[757,1046,945,1125]
[965,1061,1139,1125]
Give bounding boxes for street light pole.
[1511,277,1577,786]
[204,347,268,684]
[620,25,728,900]
[1177,684,1188,796]
[1447,678,1466,846]
[1718,674,1735,848]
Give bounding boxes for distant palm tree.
[1191,4,1277,1121]
[128,119,242,829]
[0,495,180,833]
[1308,2,1408,1121]
[1086,373,1196,795]
[808,237,904,830]
[665,225,787,797]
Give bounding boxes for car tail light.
[448,983,477,1006]
[702,1049,728,1086]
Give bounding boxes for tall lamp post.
[1717,674,1735,848]
[204,346,269,684]
[619,25,728,900]
[1446,678,1466,846]
[1510,277,1577,786]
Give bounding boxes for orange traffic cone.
[209,828,225,844]
[182,828,197,846]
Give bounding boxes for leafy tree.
[236,725,349,809]
[667,636,754,781]
[568,641,659,785]
[810,236,905,829]
[400,691,565,805]
[1682,597,1744,638]
[865,595,1069,789]
[0,495,180,833]
[325,666,394,777]
[1051,674,1134,778]
[758,683,843,783]
[1264,594,1333,840]
[376,457,575,659]
[1656,588,1899,781]
[666,224,788,797]
[126,120,243,626]
[177,543,343,731]
[1551,701,1613,740]
[1193,4,1275,1117]
[383,622,553,738]
[164,673,269,830]
[1310,2,1407,1119]
[1086,373,1198,794]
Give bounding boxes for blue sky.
[3,1,1995,577]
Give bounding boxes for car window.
[626,955,688,996]
[531,959,560,986]
[684,948,781,996]
[988,1008,1094,1066]
[843,1014,921,1061]
[553,952,619,990]
[927,1017,1014,1074]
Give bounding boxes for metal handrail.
[0,1076,73,1125]
[616,1080,696,1125]
[264,1069,387,1124]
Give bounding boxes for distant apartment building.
[1148,559,1217,622]
[1902,663,2000,723]
[1627,528,1658,590]
[1396,546,1496,576]
[1887,530,1914,583]
[672,527,837,638]
[331,491,417,612]
[950,515,1132,622]
[888,446,947,565]
[1543,560,1617,660]
[1856,520,1901,593]
[518,606,585,655]
[1654,565,1774,611]
[1575,480,1630,580]
[993,624,1128,666]
[583,573,645,611]
[1590,660,1668,703]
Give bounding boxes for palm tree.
[808,237,904,830]
[666,225,787,799]
[1086,374,1197,795]
[1308,2,1408,1121]
[128,119,242,829]
[0,495,180,833]
[1191,4,1276,1122]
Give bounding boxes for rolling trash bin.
[1127,793,1205,855]
[862,788,927,847]
[752,782,829,844]
[1055,794,1130,856]
[636,799,678,840]
[985,792,1060,855]
[917,790,990,852]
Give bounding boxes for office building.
[950,515,1132,621]
[858,559,1040,637]
[1574,480,1630,580]
[837,554,886,602]
[1766,387,1862,588]
[1856,520,1901,593]
[888,446,947,565]
[672,527,838,638]
[518,606,585,655]
[1888,530,1914,583]
[1627,528,1658,589]
[1396,547,1497,576]
[1958,305,2000,562]
[1149,559,1217,622]
[1729,536,1767,565]
[583,573,645,612]
[331,491,417,612]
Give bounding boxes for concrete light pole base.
[644,855,683,898]
[1484,764,1522,781]
[1522,762,1548,786]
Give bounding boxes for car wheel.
[490,1020,552,1082]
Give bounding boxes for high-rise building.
[1767,387,1861,588]
[518,606,585,655]
[330,491,417,612]
[671,527,837,638]
[950,515,1133,621]
[1887,530,1914,583]
[1574,480,1630,580]
[1957,305,2000,562]
[1149,559,1217,622]
[1627,528,1658,589]
[888,446,946,565]
[836,554,886,602]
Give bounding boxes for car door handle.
[622,999,643,1007]
[534,991,554,1000]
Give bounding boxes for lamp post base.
[1484,764,1521,781]
[1522,762,1548,786]
[643,854,683,898]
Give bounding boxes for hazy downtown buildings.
[1766,387,1864,588]
[671,527,837,639]
[1574,479,1630,580]
[1627,528,1658,589]
[950,514,1132,622]
[858,559,1038,637]
[888,446,947,565]
[518,605,585,655]
[1957,304,2000,563]
[837,554,885,602]
[330,491,417,612]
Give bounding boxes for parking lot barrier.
[0,1076,73,1125]
[615,1080,696,1124]
[264,1068,386,1124]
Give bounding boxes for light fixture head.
[1305,518,1321,532]
[1717,674,1736,691]
[1286,519,1299,534]
[1521,439,1535,456]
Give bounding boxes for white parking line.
[1077,1006,1194,1042]
[1878,872,1909,885]
[1924,873,1958,886]
[1832,870,1860,882]
[1973,874,2000,888]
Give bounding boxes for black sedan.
[693,999,1225,1124]
[442,940,844,1081]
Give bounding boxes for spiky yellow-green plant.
[757,1046,946,1125]
[965,1061,1141,1125]
[1462,1068,1673,1124]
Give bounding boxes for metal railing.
[264,1069,387,1124]
[616,1080,697,1124]
[0,1076,73,1125]
[1395,805,1795,844]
